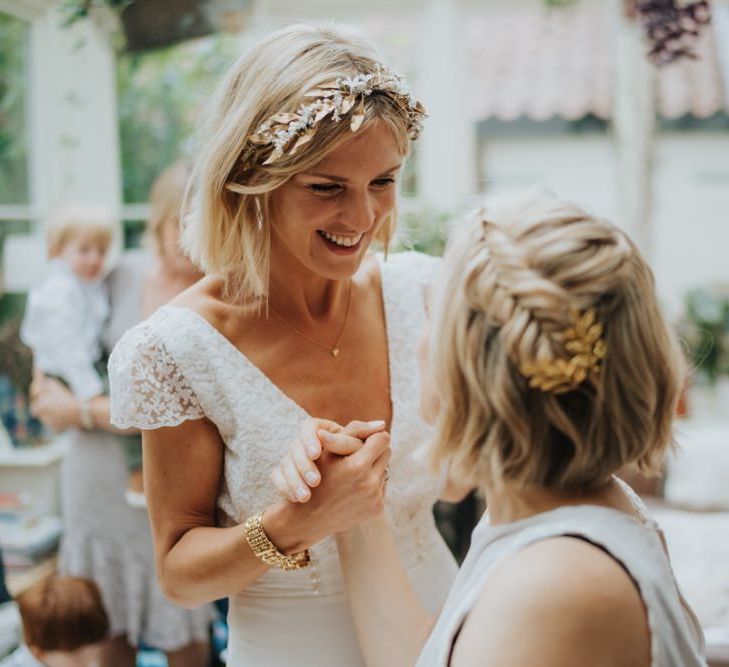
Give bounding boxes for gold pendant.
[331,348,340,358]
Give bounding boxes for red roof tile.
[465,5,726,121]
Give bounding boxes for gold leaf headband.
[519,308,607,394]
[247,64,426,166]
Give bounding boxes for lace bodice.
[109,252,446,597]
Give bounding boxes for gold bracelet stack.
[244,512,310,571]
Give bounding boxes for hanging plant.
[635,0,712,65]
[60,0,131,28]
[60,0,250,53]
[546,0,712,66]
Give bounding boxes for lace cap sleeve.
[108,320,205,430]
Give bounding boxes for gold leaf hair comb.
[519,308,607,394]
[247,64,426,166]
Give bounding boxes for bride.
[109,22,466,666]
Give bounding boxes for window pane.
[117,34,239,203]
[0,12,30,205]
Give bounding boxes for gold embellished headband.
[247,64,426,166]
[519,308,607,394]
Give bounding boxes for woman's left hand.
[271,419,387,502]
[30,375,82,432]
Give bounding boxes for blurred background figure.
[0,576,109,667]
[21,207,113,426]
[25,162,212,667]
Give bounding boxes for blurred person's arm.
[30,374,134,436]
[337,516,435,667]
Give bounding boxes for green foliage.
[59,0,130,28]
[680,287,729,383]
[0,12,30,205]
[117,33,239,202]
[394,207,452,257]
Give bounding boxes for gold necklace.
[270,281,353,358]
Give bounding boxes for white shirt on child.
[0,645,45,667]
[21,259,109,401]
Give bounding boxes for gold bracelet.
[244,512,310,571]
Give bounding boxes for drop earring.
[254,198,264,231]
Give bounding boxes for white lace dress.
[109,252,458,667]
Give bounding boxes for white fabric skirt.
[226,535,457,667]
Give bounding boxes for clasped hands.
[270,418,391,529]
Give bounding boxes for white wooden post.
[1,0,122,290]
[612,0,657,257]
[416,0,475,212]
[28,3,122,221]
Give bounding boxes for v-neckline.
[162,254,397,434]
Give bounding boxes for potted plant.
[679,286,729,417]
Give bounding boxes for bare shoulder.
[168,275,224,313]
[168,275,249,336]
[451,536,651,667]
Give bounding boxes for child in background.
[0,576,109,667]
[21,207,113,427]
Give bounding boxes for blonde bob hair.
[429,192,684,492]
[46,206,114,259]
[182,23,415,303]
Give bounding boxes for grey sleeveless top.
[417,480,707,667]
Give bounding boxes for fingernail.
[296,486,309,500]
[305,471,319,485]
[307,445,319,458]
[367,420,386,428]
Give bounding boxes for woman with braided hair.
[280,192,707,666]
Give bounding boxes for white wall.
[480,131,729,316]
[481,134,619,225]
[652,132,729,314]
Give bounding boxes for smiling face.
[267,120,403,281]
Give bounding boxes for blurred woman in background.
[30,161,215,667]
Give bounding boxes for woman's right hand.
[270,418,387,502]
[282,428,391,542]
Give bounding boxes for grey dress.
[418,479,708,667]
[58,250,216,651]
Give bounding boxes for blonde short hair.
[182,23,415,303]
[146,160,191,258]
[46,206,114,259]
[429,193,684,492]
